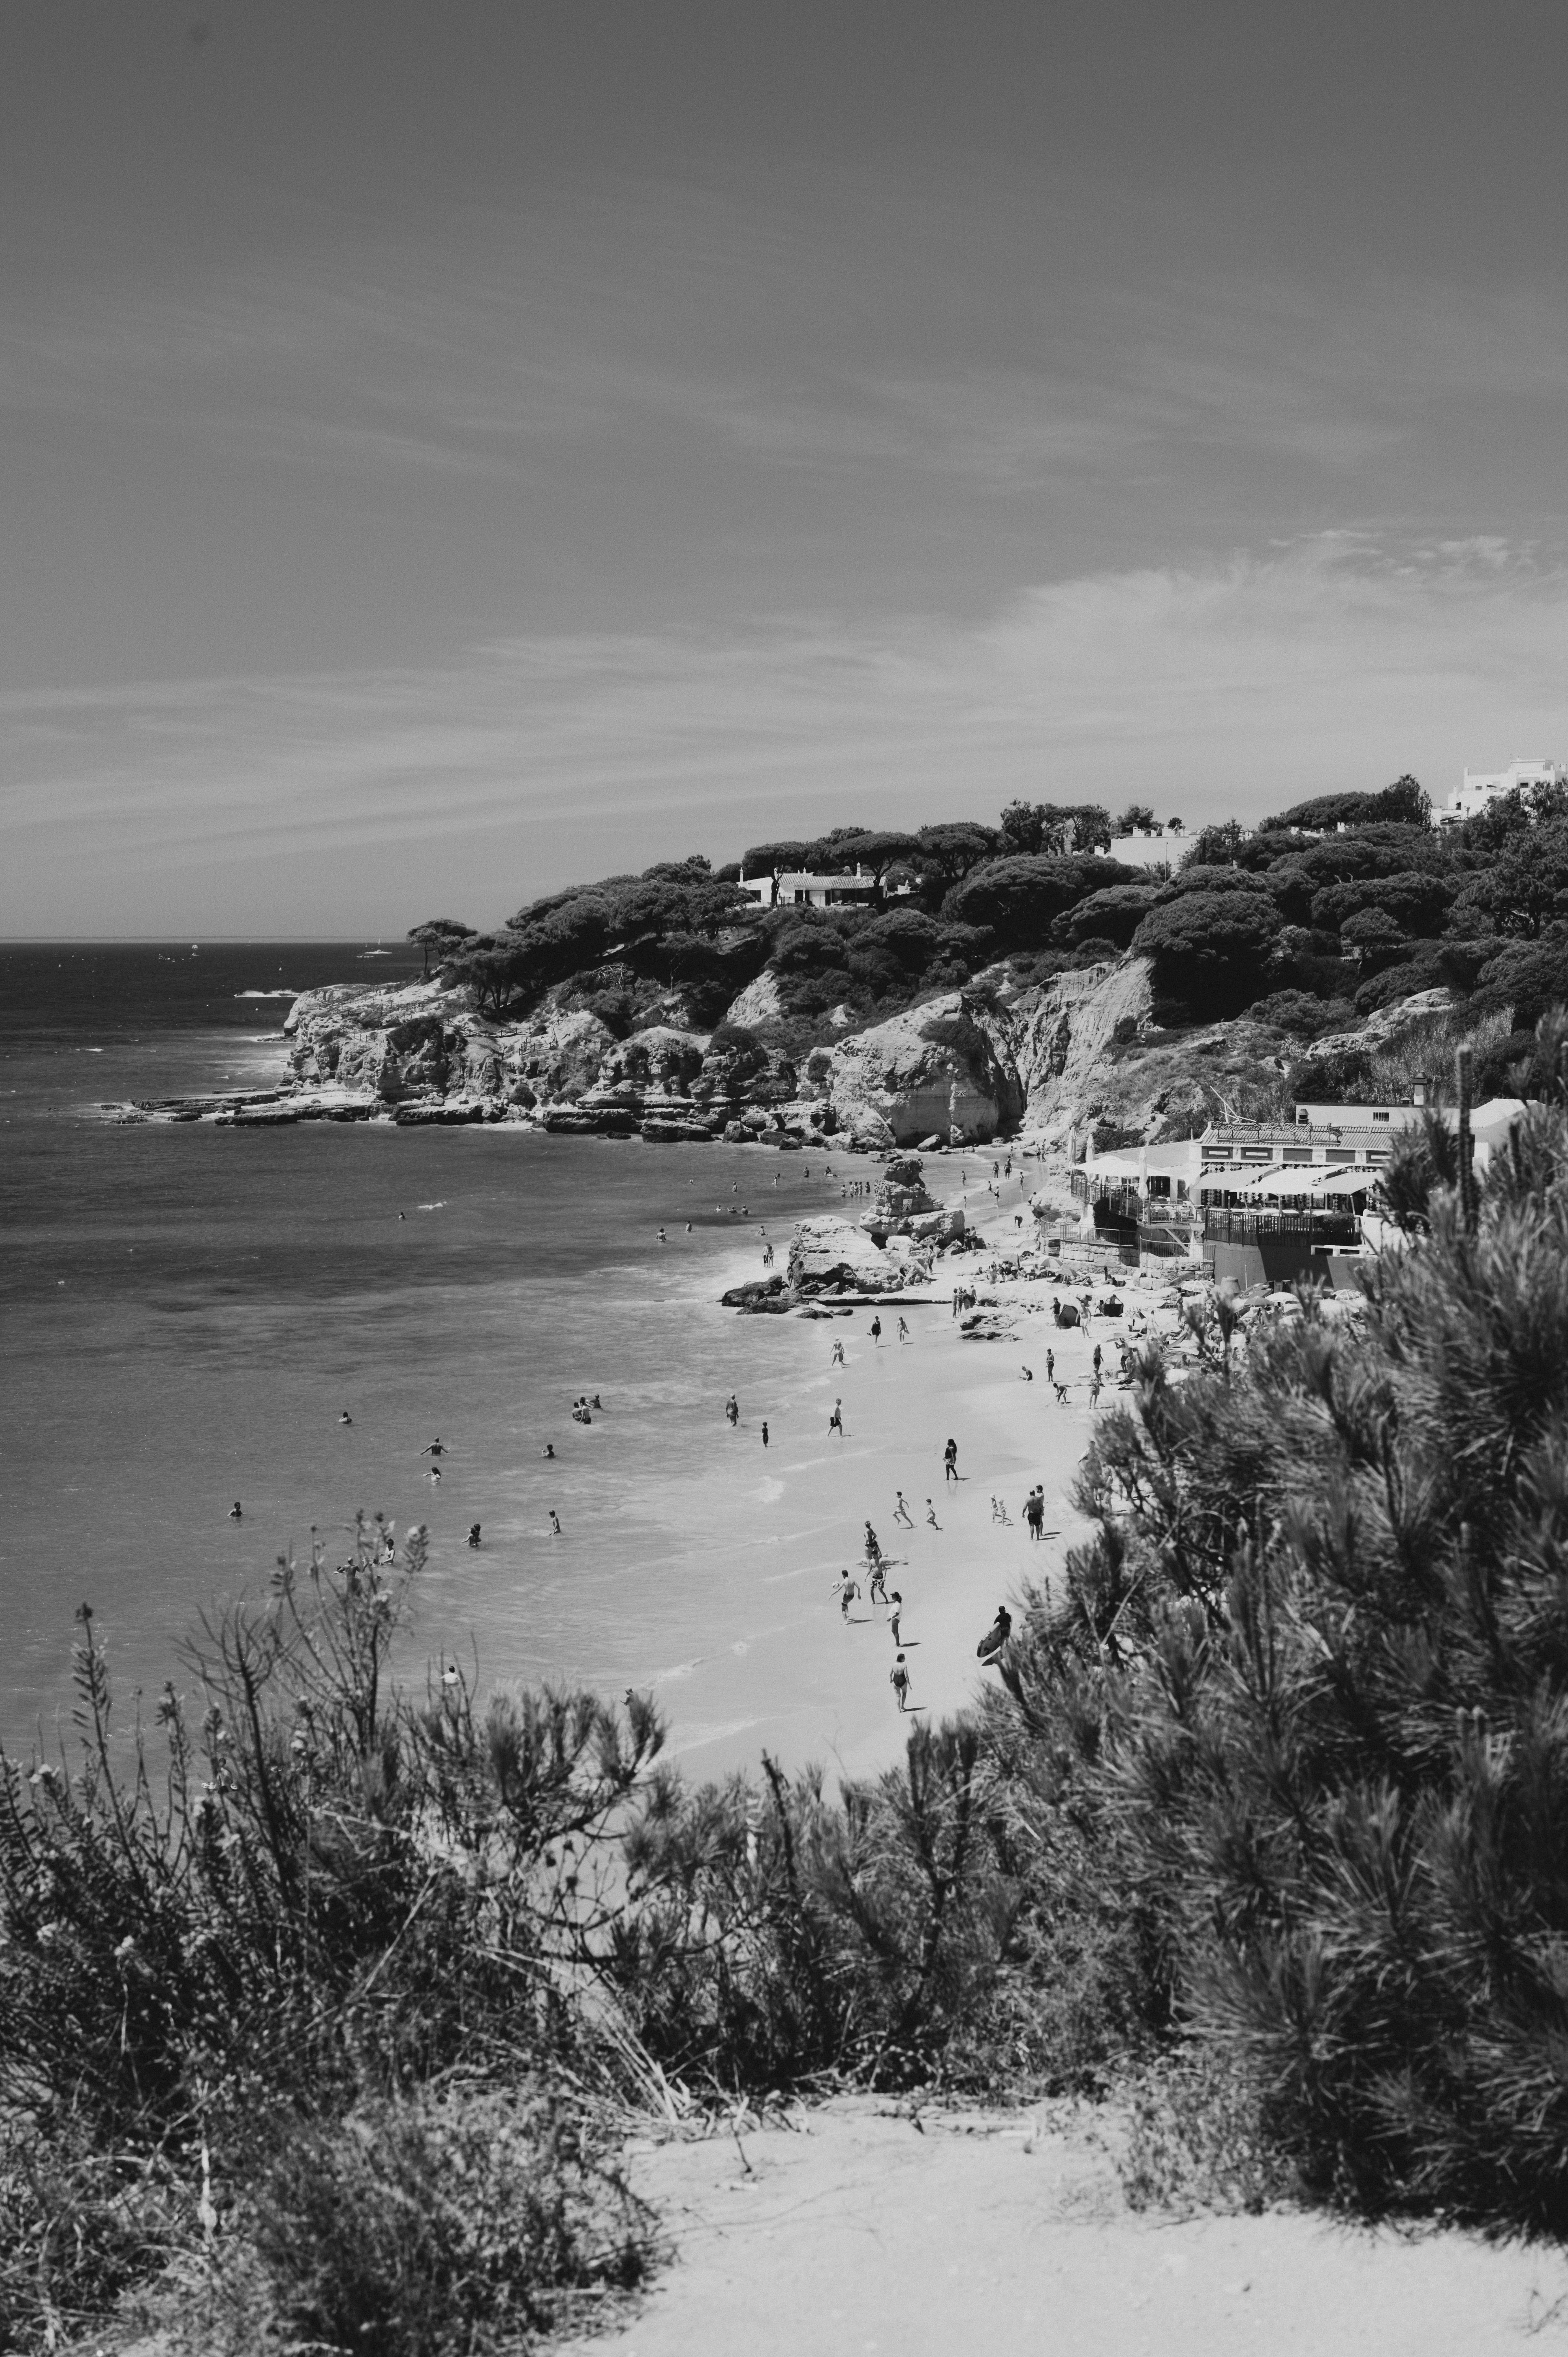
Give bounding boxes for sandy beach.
[657,1164,1163,1788]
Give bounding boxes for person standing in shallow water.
[761,1420,769,1448]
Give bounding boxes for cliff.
[112,952,1448,1158]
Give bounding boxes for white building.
[1438,759,1566,827]
[737,866,884,911]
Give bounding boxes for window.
[1373,1110,1390,1123]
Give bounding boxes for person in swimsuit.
[870,1315,882,1345]
[424,1438,445,1457]
[467,1523,481,1548]
[726,1394,740,1427]
[898,1316,910,1344]
[895,1490,913,1526]
[542,1442,555,1459]
[829,1399,844,1437]
[835,1571,861,1621]
[888,1591,904,1643]
[228,1501,242,1519]
[832,1339,845,1366]
[890,1654,911,1712]
[338,1410,352,1425]
[943,1437,959,1483]
[761,1420,769,1447]
[548,1509,562,1535]
[925,1499,939,1528]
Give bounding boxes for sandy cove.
[673,1177,1144,1788]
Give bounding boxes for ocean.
[1,940,921,1777]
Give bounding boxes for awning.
[1205,1162,1375,1204]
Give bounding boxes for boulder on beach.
[787,1215,900,1296]
[720,1274,795,1313]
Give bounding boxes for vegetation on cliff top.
[404,779,1568,1106]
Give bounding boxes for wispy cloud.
[8,534,1567,935]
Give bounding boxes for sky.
[5,2,1568,937]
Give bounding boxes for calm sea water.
[0,943,867,1772]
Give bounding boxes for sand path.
[563,2098,1568,2356]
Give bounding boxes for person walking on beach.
[870,1314,882,1346]
[895,1490,913,1526]
[548,1509,562,1535]
[925,1498,940,1528]
[1026,1488,1045,1540]
[831,1338,846,1366]
[1045,1348,1055,1385]
[834,1570,861,1621]
[1092,1342,1103,1378]
[726,1394,740,1428]
[898,1315,910,1344]
[890,1654,911,1712]
[888,1592,904,1644]
[1088,1371,1102,1410]
[829,1399,845,1438]
[943,1437,959,1483]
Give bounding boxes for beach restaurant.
[1070,1088,1525,1286]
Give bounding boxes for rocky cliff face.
[821,992,1022,1146]
[248,952,1322,1151]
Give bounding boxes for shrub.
[246,2085,657,2357]
[1243,990,1351,1037]
[989,1053,1568,2232]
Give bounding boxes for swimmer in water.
[686,1221,693,1232]
[467,1523,481,1548]
[429,1465,442,1483]
[658,1226,667,1244]
[228,1501,242,1519]
[542,1442,556,1459]
[338,1410,352,1424]
[423,1438,445,1457]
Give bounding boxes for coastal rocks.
[720,1274,796,1314]
[787,1216,901,1296]
[823,993,1023,1145]
[720,971,786,1029]
[959,1310,1014,1341]
[641,1114,721,1142]
[859,1153,963,1246]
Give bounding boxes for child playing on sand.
[890,1654,911,1712]
[895,1490,913,1526]
[925,1499,940,1528]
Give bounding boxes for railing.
[1204,1210,1360,1247]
